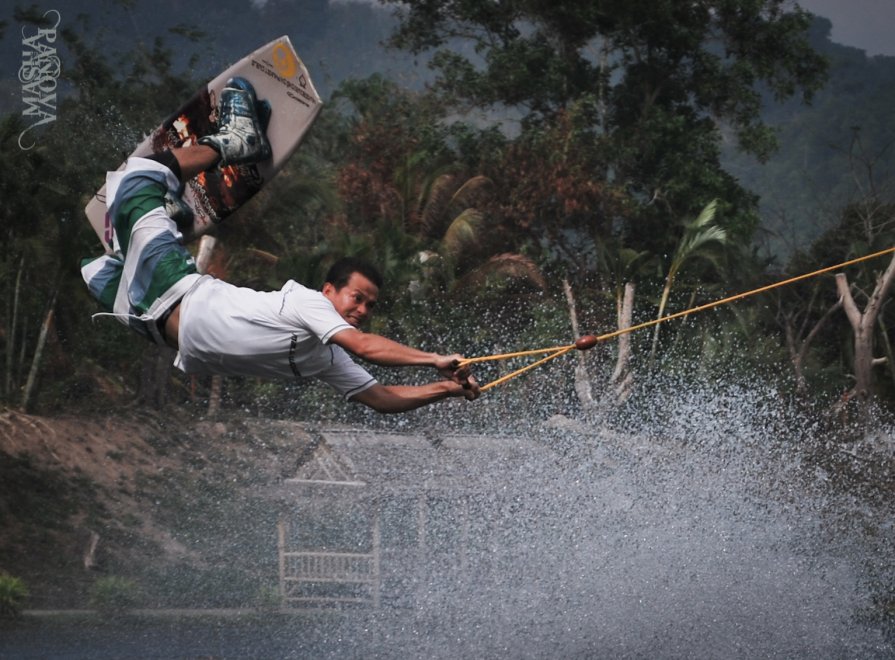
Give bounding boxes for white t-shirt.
[174,278,377,399]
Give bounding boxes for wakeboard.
[85,36,322,251]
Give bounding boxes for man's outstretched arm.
[351,380,479,414]
[330,328,460,371]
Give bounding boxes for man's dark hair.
[325,257,383,290]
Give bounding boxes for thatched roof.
[284,428,553,498]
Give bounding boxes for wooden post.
[20,289,56,412]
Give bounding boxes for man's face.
[322,272,379,327]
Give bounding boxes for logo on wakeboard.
[272,43,297,78]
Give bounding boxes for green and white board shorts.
[81,157,204,345]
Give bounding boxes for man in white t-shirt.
[173,255,480,412]
[82,77,479,413]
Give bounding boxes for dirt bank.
[0,408,314,608]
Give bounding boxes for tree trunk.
[609,282,635,403]
[562,278,595,411]
[835,252,895,400]
[20,289,56,412]
[196,235,218,273]
[138,344,175,408]
[6,256,24,398]
[83,530,100,570]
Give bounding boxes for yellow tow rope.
[460,245,895,392]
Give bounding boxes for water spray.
[460,245,895,392]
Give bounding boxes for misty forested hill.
[722,16,895,256]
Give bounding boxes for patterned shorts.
[81,157,201,344]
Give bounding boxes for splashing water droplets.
[236,369,894,658]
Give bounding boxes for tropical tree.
[835,255,895,403]
[411,173,545,295]
[332,75,456,231]
[822,205,895,404]
[383,0,827,258]
[595,238,654,326]
[594,238,655,401]
[649,199,728,362]
[332,76,545,300]
[791,133,895,405]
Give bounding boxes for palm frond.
[447,175,494,219]
[690,198,719,229]
[456,253,547,291]
[679,225,728,259]
[618,247,655,280]
[441,208,483,258]
[652,199,728,363]
[420,173,457,237]
[673,200,728,267]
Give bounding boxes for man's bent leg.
[81,156,201,343]
[82,78,270,341]
[167,145,220,182]
[143,147,225,193]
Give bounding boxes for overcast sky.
[798,0,895,56]
[344,0,894,58]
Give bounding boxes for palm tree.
[596,239,654,320]
[410,174,545,295]
[418,174,494,239]
[649,199,728,363]
[594,238,656,401]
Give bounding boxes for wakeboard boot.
[199,77,272,166]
